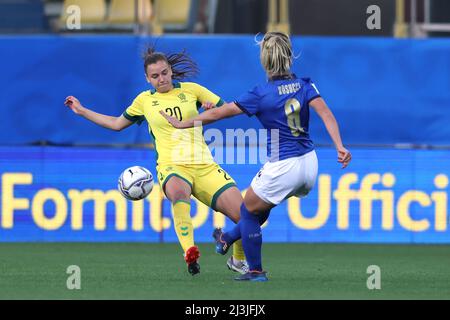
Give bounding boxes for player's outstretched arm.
[64,96,133,131]
[160,102,243,129]
[310,97,352,169]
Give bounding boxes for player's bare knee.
[226,208,241,223]
[244,198,274,215]
[215,200,241,223]
[214,187,243,222]
[166,188,190,203]
[227,202,243,221]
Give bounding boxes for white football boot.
[227,256,249,275]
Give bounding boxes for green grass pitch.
[1,243,450,300]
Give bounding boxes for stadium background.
[0,0,450,300]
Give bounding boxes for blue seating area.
[0,0,49,33]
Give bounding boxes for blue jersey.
[235,75,321,161]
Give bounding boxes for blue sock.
[223,224,240,245]
[222,209,271,246]
[239,203,263,271]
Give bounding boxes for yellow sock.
[232,239,246,261]
[172,200,194,252]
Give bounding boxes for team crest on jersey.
[177,93,188,103]
[152,101,159,106]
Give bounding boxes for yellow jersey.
[123,82,224,165]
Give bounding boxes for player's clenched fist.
[64,96,84,114]
[202,101,215,110]
[337,147,352,169]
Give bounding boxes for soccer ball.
[118,166,154,201]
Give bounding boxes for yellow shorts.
[156,162,237,211]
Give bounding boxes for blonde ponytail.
[258,32,293,77]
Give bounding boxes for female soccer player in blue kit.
[161,32,352,281]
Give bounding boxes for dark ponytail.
[143,46,199,80]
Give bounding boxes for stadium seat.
[59,0,106,29]
[107,0,152,25]
[0,0,49,33]
[152,0,199,33]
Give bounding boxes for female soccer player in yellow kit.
[64,48,247,276]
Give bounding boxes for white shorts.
[250,150,318,205]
